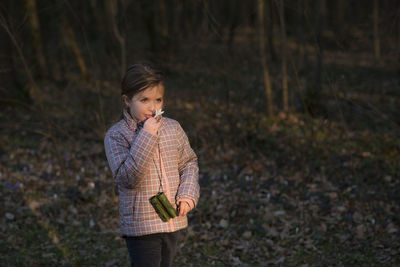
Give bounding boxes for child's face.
[123,84,165,122]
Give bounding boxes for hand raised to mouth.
[136,109,164,133]
[140,109,164,135]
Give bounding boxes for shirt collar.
[122,106,139,131]
[122,106,166,132]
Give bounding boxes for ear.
[122,95,130,106]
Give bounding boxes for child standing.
[104,62,200,267]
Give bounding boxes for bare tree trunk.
[304,0,325,115]
[0,11,39,102]
[398,12,400,60]
[167,0,182,57]
[172,0,182,40]
[0,11,65,169]
[398,16,400,81]
[201,0,210,37]
[337,0,345,25]
[62,16,88,81]
[266,0,277,62]
[158,0,173,60]
[106,0,127,75]
[25,0,48,78]
[226,1,241,52]
[335,0,346,50]
[297,0,307,69]
[181,1,192,39]
[373,0,381,62]
[257,0,274,118]
[0,22,19,100]
[140,0,157,53]
[315,0,325,94]
[277,0,288,112]
[159,0,168,37]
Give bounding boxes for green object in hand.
[150,194,171,222]
[149,192,178,222]
[157,192,178,218]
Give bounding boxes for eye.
[156,98,163,103]
[140,98,148,103]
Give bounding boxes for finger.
[179,204,184,216]
[178,203,186,216]
[181,203,190,216]
[185,204,191,215]
[180,207,187,216]
[145,117,159,125]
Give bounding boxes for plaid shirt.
[104,107,200,237]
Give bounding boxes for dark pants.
[124,229,185,267]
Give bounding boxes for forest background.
[1,0,399,265]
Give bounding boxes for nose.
[148,102,155,111]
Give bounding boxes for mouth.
[145,114,153,119]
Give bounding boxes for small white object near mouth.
[154,109,164,118]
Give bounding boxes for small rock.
[28,201,40,210]
[105,259,119,267]
[89,219,95,228]
[326,192,338,199]
[219,219,228,228]
[356,224,365,239]
[187,226,195,237]
[269,227,279,237]
[220,239,229,246]
[387,223,398,234]
[231,256,242,265]
[265,239,274,246]
[273,210,286,216]
[52,235,59,244]
[336,206,346,212]
[361,151,372,157]
[352,211,363,223]
[242,231,252,239]
[72,220,81,226]
[68,205,78,214]
[46,164,53,173]
[320,223,327,233]
[5,213,14,220]
[275,256,285,264]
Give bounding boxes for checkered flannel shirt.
[104,107,200,237]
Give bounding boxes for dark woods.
[1,0,399,119]
[1,1,400,266]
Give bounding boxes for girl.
[104,62,200,267]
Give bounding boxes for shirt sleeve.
[104,128,158,192]
[175,123,200,207]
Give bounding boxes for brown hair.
[121,62,164,100]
